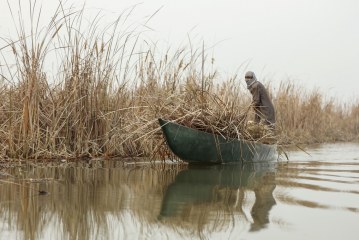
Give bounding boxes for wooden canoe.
[158,118,278,164]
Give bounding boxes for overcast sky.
[1,0,358,102]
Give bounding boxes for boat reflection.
[159,162,277,232]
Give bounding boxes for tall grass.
[0,2,358,160]
[274,81,358,144]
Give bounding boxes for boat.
[158,118,278,164]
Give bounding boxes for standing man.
[245,71,276,128]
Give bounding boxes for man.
[245,71,275,128]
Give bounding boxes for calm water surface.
[1,143,359,240]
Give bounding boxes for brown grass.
[275,81,359,144]
[0,2,358,160]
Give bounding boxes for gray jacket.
[249,81,275,125]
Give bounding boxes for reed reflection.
[159,162,277,232]
[0,161,182,240]
[1,161,278,239]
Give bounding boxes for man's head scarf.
[245,71,257,89]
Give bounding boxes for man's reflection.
[250,170,276,231]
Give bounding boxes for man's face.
[245,75,253,84]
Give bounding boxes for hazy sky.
[1,0,358,102]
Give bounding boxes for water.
[1,143,359,240]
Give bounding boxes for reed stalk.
[0,1,358,161]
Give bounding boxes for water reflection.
[0,161,277,239]
[2,144,359,240]
[159,163,277,232]
[0,161,183,240]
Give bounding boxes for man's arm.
[251,85,261,123]
[251,85,261,106]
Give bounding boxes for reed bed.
[0,2,358,161]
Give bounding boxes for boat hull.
[159,118,278,164]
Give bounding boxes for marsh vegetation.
[0,2,358,161]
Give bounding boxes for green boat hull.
[159,118,278,164]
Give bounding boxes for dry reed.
[0,2,358,161]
